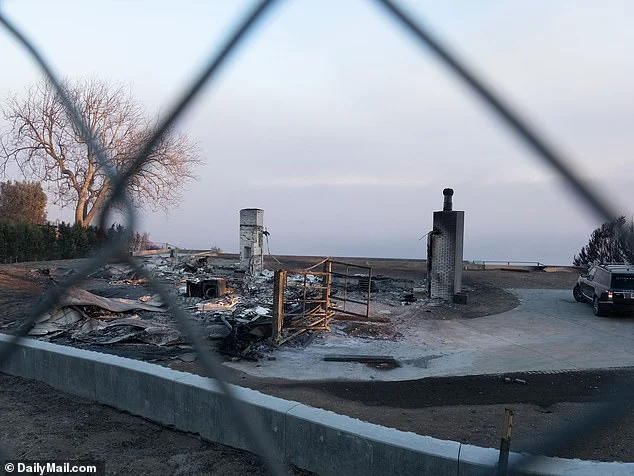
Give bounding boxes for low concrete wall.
[1,335,632,475]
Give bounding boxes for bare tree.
[0,78,200,226]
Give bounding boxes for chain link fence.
[0,1,628,474]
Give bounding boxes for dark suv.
[573,264,634,316]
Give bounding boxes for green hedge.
[0,222,126,263]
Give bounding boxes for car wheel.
[593,296,608,317]
[573,285,584,302]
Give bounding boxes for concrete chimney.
[239,208,264,274]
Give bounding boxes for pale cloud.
[253,171,554,189]
[258,176,435,188]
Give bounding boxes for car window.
[587,268,596,281]
[611,274,634,290]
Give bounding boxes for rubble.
[59,287,166,313]
[186,277,226,298]
[73,317,180,346]
[25,277,176,346]
[25,252,430,362]
[29,308,83,337]
[133,255,277,361]
[195,297,238,312]
[30,307,180,346]
[176,352,197,362]
[208,323,232,339]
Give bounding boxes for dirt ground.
[0,373,309,476]
[229,369,634,463]
[4,256,631,469]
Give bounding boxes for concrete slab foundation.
[226,289,634,382]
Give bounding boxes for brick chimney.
[427,189,464,300]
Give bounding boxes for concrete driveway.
[226,289,634,381]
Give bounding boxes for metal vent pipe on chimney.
[443,188,454,211]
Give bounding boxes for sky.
[1,0,633,264]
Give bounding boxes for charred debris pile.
[22,253,425,362]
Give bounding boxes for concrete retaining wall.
[1,335,632,475]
